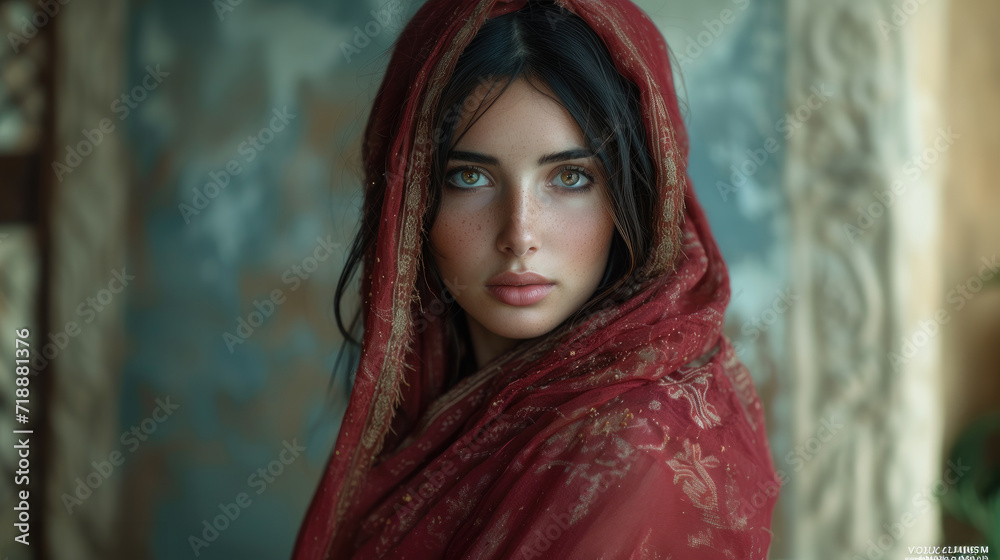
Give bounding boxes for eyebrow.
[448,148,595,167]
[449,150,499,166]
[538,148,595,165]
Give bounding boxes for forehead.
[450,78,586,158]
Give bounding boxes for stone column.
[783,0,950,557]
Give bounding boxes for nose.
[496,183,539,258]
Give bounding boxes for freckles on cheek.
[578,228,609,261]
[557,208,615,262]
[432,215,478,261]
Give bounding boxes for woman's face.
[428,78,616,367]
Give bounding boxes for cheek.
[429,206,485,267]
[557,205,616,270]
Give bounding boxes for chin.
[478,308,565,341]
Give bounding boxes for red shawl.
[294,0,779,558]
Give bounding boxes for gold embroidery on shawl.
[593,0,683,275]
[666,439,723,527]
[687,527,715,549]
[661,363,722,429]
[331,0,498,535]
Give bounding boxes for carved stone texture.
[784,0,947,557]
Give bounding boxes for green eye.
[447,168,489,188]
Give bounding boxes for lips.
[486,271,555,306]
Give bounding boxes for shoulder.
[535,345,774,484]
[466,352,779,559]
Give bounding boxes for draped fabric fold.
[293,0,779,558]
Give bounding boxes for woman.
[295,0,779,558]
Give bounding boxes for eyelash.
[444,165,597,191]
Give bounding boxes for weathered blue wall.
[659,0,791,549]
[118,0,417,557]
